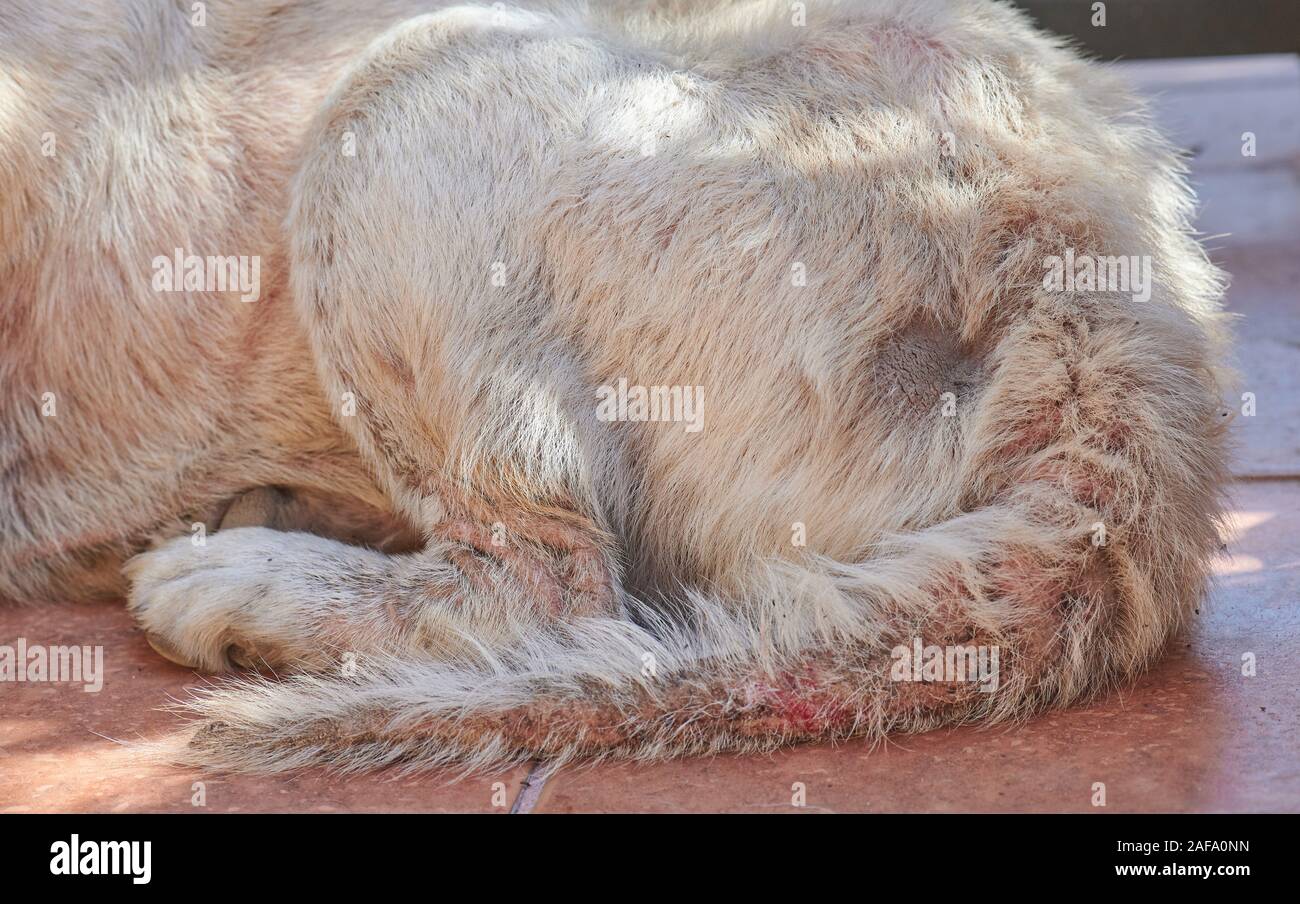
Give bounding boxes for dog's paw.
[125,527,353,673]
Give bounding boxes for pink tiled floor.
[2,56,1297,813]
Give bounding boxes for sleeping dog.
[0,0,1230,773]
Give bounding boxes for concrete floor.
[1,56,1297,813]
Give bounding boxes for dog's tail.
[173,462,1221,775]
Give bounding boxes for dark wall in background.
[1010,0,1300,59]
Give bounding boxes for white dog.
[0,0,1230,773]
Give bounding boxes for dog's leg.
[127,500,620,674]
[131,8,635,675]
[129,485,442,671]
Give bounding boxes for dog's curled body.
[0,0,1230,773]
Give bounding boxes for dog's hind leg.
[130,8,635,676]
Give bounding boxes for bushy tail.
[170,475,1220,775]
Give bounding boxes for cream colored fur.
[0,0,1230,774]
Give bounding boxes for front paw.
[125,528,305,673]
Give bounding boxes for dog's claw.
[144,631,202,669]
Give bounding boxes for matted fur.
[0,0,1231,774]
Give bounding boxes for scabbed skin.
[0,0,1230,773]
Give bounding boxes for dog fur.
[0,0,1231,774]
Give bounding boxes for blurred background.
[1011,0,1299,58]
